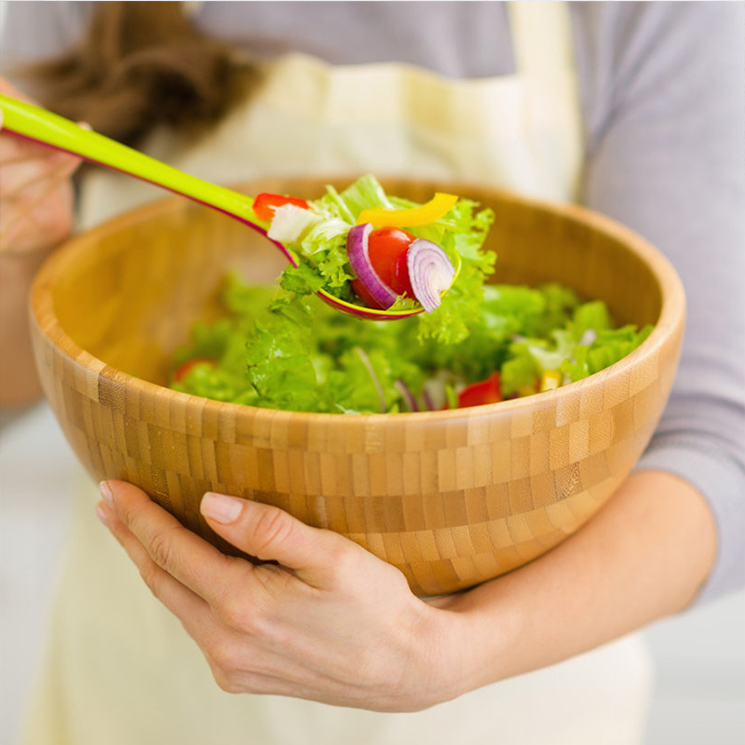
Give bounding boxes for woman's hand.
[96,471,717,710]
[0,78,82,404]
[96,480,471,712]
[0,79,80,255]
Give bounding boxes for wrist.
[426,587,527,700]
[0,244,54,405]
[0,226,60,285]
[401,603,467,709]
[419,470,717,695]
[406,593,520,708]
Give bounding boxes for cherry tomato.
[457,372,502,408]
[351,227,416,309]
[173,357,216,383]
[351,278,386,309]
[252,193,310,222]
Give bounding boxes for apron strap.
[509,1,576,80]
[508,1,584,200]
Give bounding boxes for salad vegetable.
[346,223,400,310]
[173,357,216,383]
[170,275,653,414]
[350,226,416,304]
[406,239,457,313]
[252,192,311,222]
[457,372,502,409]
[356,192,459,228]
[249,175,487,322]
[169,176,653,414]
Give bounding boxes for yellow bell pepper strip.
[540,370,562,392]
[356,192,458,227]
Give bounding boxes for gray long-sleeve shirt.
[2,1,744,604]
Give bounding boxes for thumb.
[200,492,356,585]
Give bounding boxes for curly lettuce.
[170,176,653,414]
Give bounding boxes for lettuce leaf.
[276,175,497,346]
[562,324,653,382]
[170,177,654,413]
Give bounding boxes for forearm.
[576,0,745,605]
[0,247,51,405]
[437,470,717,697]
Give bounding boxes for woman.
[1,2,743,743]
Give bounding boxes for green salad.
[170,176,652,414]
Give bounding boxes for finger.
[0,131,74,166]
[0,142,80,197]
[0,161,76,254]
[95,500,213,631]
[101,480,250,607]
[200,492,364,587]
[0,139,80,171]
[0,151,79,206]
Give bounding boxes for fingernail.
[99,481,114,507]
[95,502,109,526]
[201,492,243,524]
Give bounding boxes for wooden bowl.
[30,178,685,596]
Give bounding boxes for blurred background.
[2,401,744,743]
[0,1,742,743]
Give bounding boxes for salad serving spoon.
[0,93,445,321]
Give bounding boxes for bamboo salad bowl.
[30,178,685,596]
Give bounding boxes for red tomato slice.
[366,227,415,297]
[457,372,502,408]
[351,278,386,310]
[253,193,310,222]
[173,357,215,383]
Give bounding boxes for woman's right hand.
[0,78,82,405]
[0,78,80,255]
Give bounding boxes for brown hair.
[22,1,258,148]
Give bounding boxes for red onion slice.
[406,239,456,313]
[422,388,437,411]
[346,223,398,309]
[394,379,419,412]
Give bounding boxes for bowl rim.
[30,184,686,424]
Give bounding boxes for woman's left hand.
[95,471,718,711]
[96,480,468,711]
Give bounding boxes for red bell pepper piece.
[252,193,310,222]
[457,372,502,408]
[173,358,216,383]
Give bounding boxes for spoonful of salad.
[0,94,460,321]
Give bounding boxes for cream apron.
[20,4,653,744]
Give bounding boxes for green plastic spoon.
[0,93,457,321]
